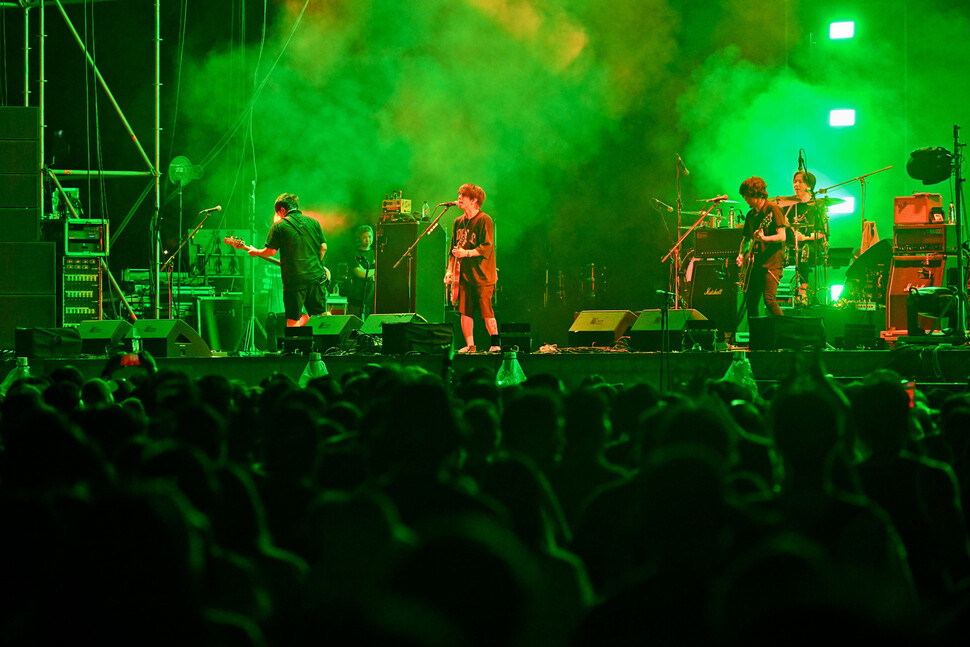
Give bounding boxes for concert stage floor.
[31,344,970,391]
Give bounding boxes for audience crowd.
[2,350,970,645]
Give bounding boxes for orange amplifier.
[894,193,944,224]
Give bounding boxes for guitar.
[224,235,333,286]
[738,210,775,293]
[445,253,460,306]
[224,236,281,266]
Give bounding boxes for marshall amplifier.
[886,255,947,334]
[893,224,956,255]
[695,228,744,257]
[688,260,738,333]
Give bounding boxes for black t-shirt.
[743,201,786,270]
[345,245,375,304]
[450,211,497,286]
[265,212,328,291]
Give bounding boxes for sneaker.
[488,345,502,353]
[457,345,476,354]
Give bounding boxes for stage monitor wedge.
[126,319,211,358]
[568,310,638,347]
[630,309,710,351]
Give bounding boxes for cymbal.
[770,195,799,207]
[812,196,845,207]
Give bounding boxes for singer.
[443,183,499,353]
[736,176,787,320]
[248,192,330,327]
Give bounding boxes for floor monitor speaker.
[78,319,132,356]
[749,316,825,351]
[127,319,211,358]
[629,309,710,351]
[359,312,427,336]
[567,310,638,347]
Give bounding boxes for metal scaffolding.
[4,0,161,319]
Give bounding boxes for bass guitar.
[738,211,775,293]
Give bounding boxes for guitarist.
[735,176,788,320]
[444,183,499,354]
[248,192,330,327]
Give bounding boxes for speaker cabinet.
[749,316,825,351]
[0,296,57,350]
[382,322,455,354]
[283,314,364,353]
[0,243,55,294]
[374,222,446,322]
[886,255,947,334]
[568,310,637,347]
[126,319,211,358]
[689,260,738,333]
[79,319,132,356]
[14,327,81,358]
[0,108,40,243]
[197,296,244,352]
[629,309,710,351]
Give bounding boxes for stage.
[22,343,970,392]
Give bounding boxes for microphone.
[438,201,458,207]
[654,198,674,212]
[703,194,729,202]
[199,205,222,214]
[655,289,675,297]
[676,154,690,176]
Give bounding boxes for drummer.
[788,169,829,305]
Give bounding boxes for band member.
[444,183,499,353]
[736,176,788,319]
[345,225,375,319]
[789,169,829,305]
[248,192,330,327]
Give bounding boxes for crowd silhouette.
[2,351,970,645]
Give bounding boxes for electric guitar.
[224,236,281,266]
[445,253,460,306]
[738,211,775,293]
[225,235,333,287]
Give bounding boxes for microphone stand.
[392,205,450,312]
[159,207,216,320]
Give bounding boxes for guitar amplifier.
[894,193,943,224]
[695,228,744,257]
[886,255,947,333]
[893,224,956,255]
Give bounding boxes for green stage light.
[829,109,856,127]
[829,21,855,40]
[830,284,844,301]
[827,196,855,214]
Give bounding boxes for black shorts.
[458,282,495,319]
[283,279,328,320]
